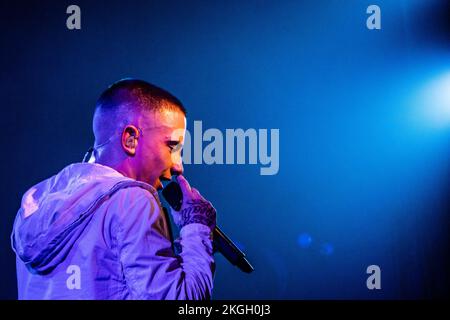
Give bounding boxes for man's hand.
[170,175,217,232]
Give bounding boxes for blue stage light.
[424,72,450,128]
[319,243,334,256]
[297,233,313,249]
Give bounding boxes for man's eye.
[167,141,181,152]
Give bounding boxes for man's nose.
[171,161,183,176]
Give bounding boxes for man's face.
[135,108,186,189]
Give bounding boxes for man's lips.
[157,176,172,190]
[155,179,163,190]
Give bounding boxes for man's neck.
[96,156,137,181]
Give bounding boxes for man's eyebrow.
[164,134,183,142]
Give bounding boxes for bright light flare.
[419,72,450,128]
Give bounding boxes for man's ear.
[121,125,140,156]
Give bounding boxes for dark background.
[1,0,449,299]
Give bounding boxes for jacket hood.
[11,163,154,275]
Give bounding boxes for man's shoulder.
[103,183,166,233]
[113,183,157,200]
[107,183,162,212]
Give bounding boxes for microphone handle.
[213,226,254,273]
[161,180,254,273]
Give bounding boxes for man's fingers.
[176,176,209,203]
[176,175,192,194]
[191,188,205,201]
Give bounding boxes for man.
[11,79,216,299]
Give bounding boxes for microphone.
[161,180,254,274]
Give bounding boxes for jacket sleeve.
[107,187,215,300]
